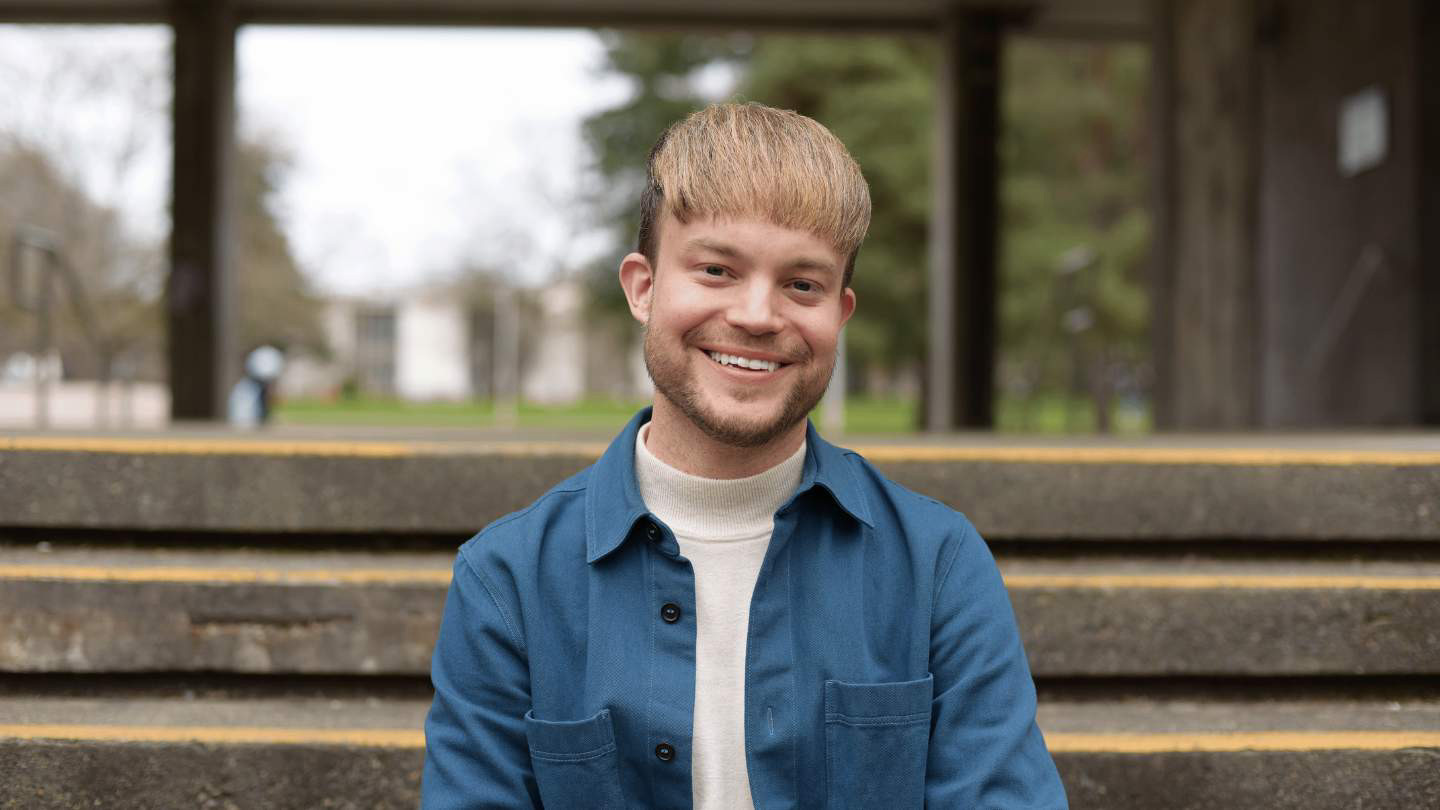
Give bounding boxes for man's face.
[620,213,856,448]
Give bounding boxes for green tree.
[0,134,328,383]
[1,30,326,386]
[1000,40,1150,431]
[0,143,163,382]
[235,134,328,358]
[582,32,1151,431]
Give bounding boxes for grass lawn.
[275,397,644,431]
[275,394,1149,436]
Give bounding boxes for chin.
[704,393,814,446]
[700,415,799,449]
[645,328,827,449]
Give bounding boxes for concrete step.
[3,435,1438,539]
[1,694,1436,809]
[1004,557,1440,676]
[0,694,427,810]
[1040,698,1440,809]
[4,546,1437,677]
[0,547,450,676]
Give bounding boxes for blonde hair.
[637,102,872,286]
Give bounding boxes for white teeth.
[707,351,779,372]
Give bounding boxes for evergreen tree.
[234,134,328,358]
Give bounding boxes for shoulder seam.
[478,476,588,535]
[932,519,971,614]
[458,551,528,656]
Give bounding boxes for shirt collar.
[584,407,874,565]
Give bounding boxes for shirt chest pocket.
[823,674,933,810]
[523,708,629,809]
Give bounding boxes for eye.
[703,265,727,277]
[790,279,818,294]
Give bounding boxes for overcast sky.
[0,24,646,295]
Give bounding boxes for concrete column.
[1147,0,1179,429]
[1254,0,1419,426]
[926,9,1002,431]
[1155,0,1260,428]
[1418,1,1440,425]
[167,0,237,421]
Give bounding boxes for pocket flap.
[524,707,617,759]
[824,674,933,725]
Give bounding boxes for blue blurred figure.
[227,345,284,428]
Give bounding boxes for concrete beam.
[167,0,237,421]
[0,0,1150,31]
[0,0,162,22]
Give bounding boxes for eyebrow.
[683,237,744,260]
[683,237,838,276]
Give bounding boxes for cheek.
[649,303,707,344]
[793,314,843,355]
[654,289,721,336]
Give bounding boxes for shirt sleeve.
[925,518,1069,809]
[422,551,540,809]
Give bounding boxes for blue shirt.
[423,409,1067,809]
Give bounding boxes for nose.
[725,280,785,336]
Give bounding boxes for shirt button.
[645,523,659,542]
[660,603,681,623]
[655,742,675,762]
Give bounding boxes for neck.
[646,396,808,479]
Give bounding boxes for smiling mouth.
[705,350,784,373]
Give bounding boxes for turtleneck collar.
[634,422,806,541]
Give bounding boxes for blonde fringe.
[649,103,872,262]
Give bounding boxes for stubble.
[642,323,834,448]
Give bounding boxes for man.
[423,102,1067,809]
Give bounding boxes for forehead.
[659,212,845,271]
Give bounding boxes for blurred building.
[280,278,647,405]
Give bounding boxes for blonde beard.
[641,323,833,448]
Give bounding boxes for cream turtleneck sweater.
[634,423,806,810]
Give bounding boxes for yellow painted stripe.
[3,565,1437,591]
[1,436,419,457]
[1044,730,1440,753]
[0,564,452,586]
[1002,573,1440,590]
[5,435,1440,466]
[853,445,1440,466]
[1,724,1436,753]
[0,436,606,458]
[0,724,423,748]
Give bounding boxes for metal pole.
[926,12,960,431]
[33,268,54,429]
[494,286,520,429]
[822,330,847,434]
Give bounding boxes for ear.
[618,252,655,324]
[838,286,856,328]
